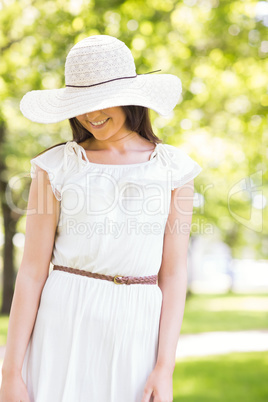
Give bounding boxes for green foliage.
[0,0,267,256]
[0,315,9,346]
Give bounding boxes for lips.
[89,118,110,128]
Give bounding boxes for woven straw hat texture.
[20,35,182,124]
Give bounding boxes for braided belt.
[53,265,158,285]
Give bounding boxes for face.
[75,107,130,141]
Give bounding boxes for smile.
[90,118,110,127]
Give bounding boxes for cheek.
[76,114,87,122]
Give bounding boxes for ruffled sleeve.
[158,143,203,190]
[30,144,66,201]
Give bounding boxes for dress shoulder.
[158,143,203,190]
[30,144,66,201]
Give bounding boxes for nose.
[85,110,102,120]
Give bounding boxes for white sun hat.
[20,35,182,124]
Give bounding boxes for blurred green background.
[0,0,267,400]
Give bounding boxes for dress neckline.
[76,142,160,168]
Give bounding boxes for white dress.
[21,140,202,402]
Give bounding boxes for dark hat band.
[65,70,161,88]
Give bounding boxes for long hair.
[33,106,162,158]
[68,106,162,145]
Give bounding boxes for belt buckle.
[113,275,124,284]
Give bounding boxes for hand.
[0,372,31,402]
[141,365,173,402]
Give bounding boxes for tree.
[0,0,267,312]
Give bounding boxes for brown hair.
[33,106,162,158]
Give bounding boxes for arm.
[155,179,195,373]
[142,179,195,402]
[1,165,60,378]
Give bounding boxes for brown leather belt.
[53,265,158,285]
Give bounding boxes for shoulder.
[31,143,66,165]
[159,142,188,155]
[157,142,203,189]
[30,143,67,201]
[158,142,197,167]
[30,143,68,177]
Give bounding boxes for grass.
[173,351,268,401]
[180,292,268,334]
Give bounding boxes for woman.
[0,35,202,402]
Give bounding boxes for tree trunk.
[1,202,16,313]
[0,116,18,314]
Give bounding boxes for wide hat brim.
[20,74,182,124]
